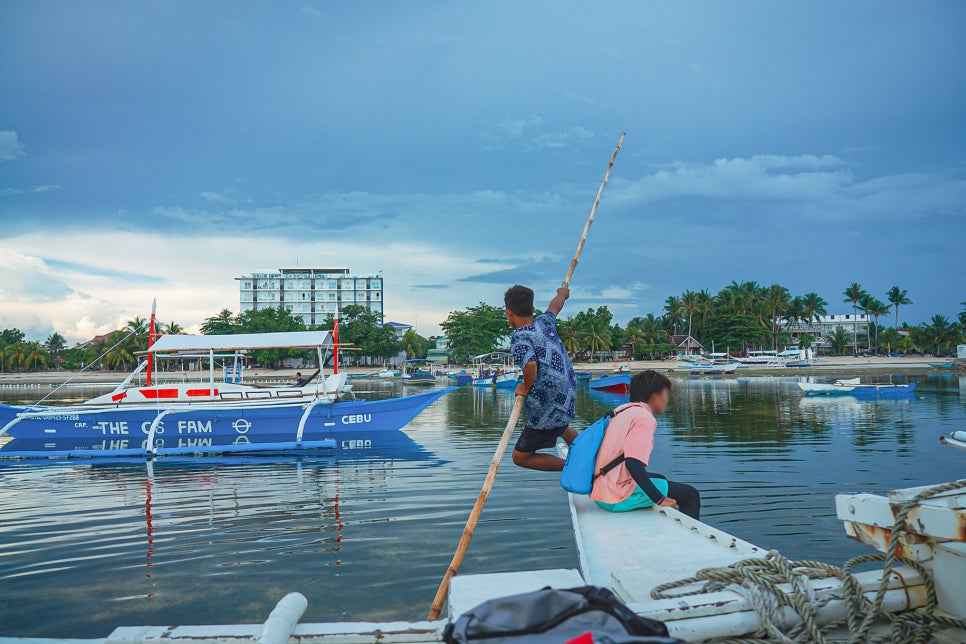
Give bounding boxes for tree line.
[438,283,966,363]
[1,283,962,372]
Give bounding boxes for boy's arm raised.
[546,287,570,316]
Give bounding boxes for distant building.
[426,336,451,364]
[783,313,871,350]
[383,321,413,339]
[669,334,704,356]
[75,331,122,349]
[236,268,383,327]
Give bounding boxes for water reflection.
[0,374,963,638]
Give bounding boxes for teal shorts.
[595,479,670,513]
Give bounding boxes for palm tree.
[801,292,828,325]
[44,332,67,360]
[680,290,701,339]
[636,314,666,345]
[557,319,582,356]
[662,296,683,335]
[163,322,184,335]
[126,316,148,351]
[4,343,26,372]
[623,326,643,359]
[843,283,868,355]
[879,327,901,354]
[829,327,851,355]
[23,342,48,370]
[886,286,912,329]
[580,318,611,363]
[766,284,791,349]
[862,297,889,353]
[923,315,957,356]
[105,345,134,370]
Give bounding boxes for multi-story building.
[236,268,383,327]
[784,313,871,350]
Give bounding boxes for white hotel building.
[237,268,383,327]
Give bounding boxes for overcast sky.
[1,1,964,342]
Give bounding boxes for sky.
[1,1,964,342]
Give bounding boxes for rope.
[33,323,146,407]
[650,479,966,643]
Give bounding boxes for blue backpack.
[560,409,628,494]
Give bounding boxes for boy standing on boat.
[505,284,577,471]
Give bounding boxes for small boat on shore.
[575,371,593,381]
[798,377,917,397]
[929,362,962,370]
[0,330,455,459]
[589,373,631,394]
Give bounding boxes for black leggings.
[650,472,702,521]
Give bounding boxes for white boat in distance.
[798,378,918,396]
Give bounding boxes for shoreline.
[0,356,956,386]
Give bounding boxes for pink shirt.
[589,402,657,504]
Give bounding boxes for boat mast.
[146,299,157,386]
[333,316,340,375]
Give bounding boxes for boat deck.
[567,490,763,603]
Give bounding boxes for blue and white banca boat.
[0,327,454,459]
[797,378,917,397]
[402,359,439,386]
[470,352,521,388]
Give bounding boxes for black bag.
[443,585,683,644]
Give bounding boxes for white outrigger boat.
[18,475,965,643]
[940,430,966,451]
[798,377,918,397]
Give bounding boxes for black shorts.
[514,425,569,453]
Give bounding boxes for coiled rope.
[650,479,966,643]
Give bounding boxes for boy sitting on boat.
[505,284,578,471]
[591,371,701,519]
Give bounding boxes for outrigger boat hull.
[589,374,631,394]
[0,388,455,459]
[798,379,917,398]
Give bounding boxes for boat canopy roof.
[148,330,335,353]
[471,351,512,361]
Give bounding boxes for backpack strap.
[591,406,637,482]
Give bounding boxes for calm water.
[0,374,963,637]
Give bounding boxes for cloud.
[298,6,321,18]
[0,131,24,162]
[492,115,543,140]
[0,248,120,341]
[200,190,235,204]
[526,126,595,150]
[0,184,62,197]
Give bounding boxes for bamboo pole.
[427,132,626,620]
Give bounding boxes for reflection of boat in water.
[798,378,917,398]
[589,374,631,394]
[0,330,455,459]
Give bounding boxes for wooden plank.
[836,493,966,542]
[448,569,584,620]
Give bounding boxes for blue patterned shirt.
[510,311,577,430]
